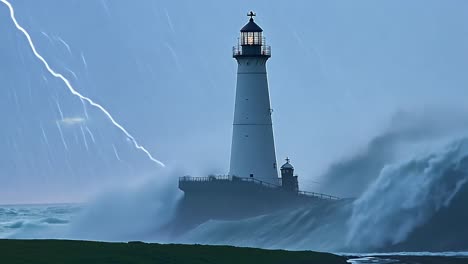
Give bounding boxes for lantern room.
[240,12,263,46]
[233,11,271,58]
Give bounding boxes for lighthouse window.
[247,32,254,45]
[241,32,263,45]
[255,32,262,44]
[241,32,249,45]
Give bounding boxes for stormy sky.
[1,0,468,204]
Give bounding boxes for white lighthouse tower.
[230,12,278,185]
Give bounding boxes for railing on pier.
[179,175,341,201]
[179,175,280,189]
[298,191,341,201]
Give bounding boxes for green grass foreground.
[0,239,347,264]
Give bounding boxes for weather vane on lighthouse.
[248,11,256,20]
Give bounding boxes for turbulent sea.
[2,113,468,264]
[1,204,468,264]
[0,204,79,239]
[2,116,468,264]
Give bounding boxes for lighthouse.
[230,12,278,185]
[175,13,340,231]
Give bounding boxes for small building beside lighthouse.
[230,12,278,185]
[280,158,299,193]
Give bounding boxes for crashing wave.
[347,137,468,251]
[175,137,468,252]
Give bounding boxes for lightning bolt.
[1,0,165,168]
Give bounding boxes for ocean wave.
[44,205,81,215]
[346,138,468,251]
[1,209,18,216]
[40,217,69,225]
[175,137,468,252]
[5,221,24,229]
[0,204,76,239]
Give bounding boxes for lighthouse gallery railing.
[233,36,271,57]
[233,45,271,57]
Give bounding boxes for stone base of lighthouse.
[170,176,338,235]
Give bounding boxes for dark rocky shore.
[0,239,347,264]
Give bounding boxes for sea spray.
[319,109,468,198]
[346,138,468,251]
[67,171,182,242]
[0,173,182,242]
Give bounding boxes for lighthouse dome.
[241,18,263,32]
[280,158,294,170]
